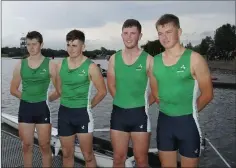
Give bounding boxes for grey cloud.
[200,31,215,38]
[2,1,235,30]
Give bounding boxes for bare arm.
[107,54,116,98]
[89,63,107,108]
[48,60,60,102]
[10,60,22,99]
[146,55,156,105]
[148,56,159,104]
[55,61,62,96]
[192,52,213,112]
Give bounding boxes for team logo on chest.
[78,69,86,76]
[177,64,186,73]
[39,69,47,75]
[136,64,142,71]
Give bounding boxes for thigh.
[110,105,129,132]
[110,129,130,156]
[71,108,92,134]
[76,133,93,154]
[129,106,151,133]
[131,132,150,157]
[178,116,201,159]
[34,101,51,124]
[181,155,199,168]
[159,151,178,168]
[36,123,52,145]
[18,100,34,123]
[59,135,75,155]
[156,112,177,151]
[58,105,75,136]
[18,123,35,145]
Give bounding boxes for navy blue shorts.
[110,105,151,132]
[156,112,201,158]
[58,105,94,136]
[18,99,51,124]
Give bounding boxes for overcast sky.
[2,1,235,51]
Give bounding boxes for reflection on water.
[1,58,235,167]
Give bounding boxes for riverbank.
[208,60,236,71]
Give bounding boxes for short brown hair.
[66,29,85,43]
[122,19,142,33]
[26,31,43,44]
[156,14,180,29]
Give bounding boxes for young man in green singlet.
[10,31,59,167]
[107,19,156,167]
[150,14,214,167]
[56,29,107,167]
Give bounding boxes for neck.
[28,53,43,61]
[124,46,140,56]
[69,54,84,62]
[165,42,185,58]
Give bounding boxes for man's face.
[157,22,181,49]
[26,38,42,56]
[67,39,85,58]
[121,26,142,49]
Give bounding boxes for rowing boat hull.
[1,113,133,167]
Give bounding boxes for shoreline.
[207,60,236,72]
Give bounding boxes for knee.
[83,151,94,163]
[39,141,51,153]
[113,153,126,164]
[134,154,148,167]
[22,142,33,152]
[62,148,74,159]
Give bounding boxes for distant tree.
[214,23,236,52]
[185,42,193,49]
[192,44,201,53]
[214,23,236,60]
[199,36,214,56]
[141,40,164,56]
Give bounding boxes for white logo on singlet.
[181,65,186,69]
[194,149,198,154]
[81,125,85,129]
[177,65,186,73]
[40,69,47,75]
[136,64,142,71]
[78,69,86,76]
[140,125,143,129]
[45,118,47,121]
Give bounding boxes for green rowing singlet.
[153,49,198,116]
[113,50,149,108]
[60,58,93,108]
[21,57,50,103]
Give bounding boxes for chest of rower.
[115,62,148,83]
[60,67,90,85]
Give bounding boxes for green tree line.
[141,23,236,60]
[1,46,116,59]
[2,23,236,60]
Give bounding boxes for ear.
[139,32,143,41]
[40,42,44,49]
[178,28,182,37]
[82,43,86,51]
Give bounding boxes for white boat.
[1,112,159,167]
[1,112,232,168]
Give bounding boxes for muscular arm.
[48,60,60,102]
[192,52,213,112]
[10,61,22,99]
[107,54,116,98]
[146,55,156,105]
[148,56,159,105]
[89,63,107,108]
[55,61,62,96]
